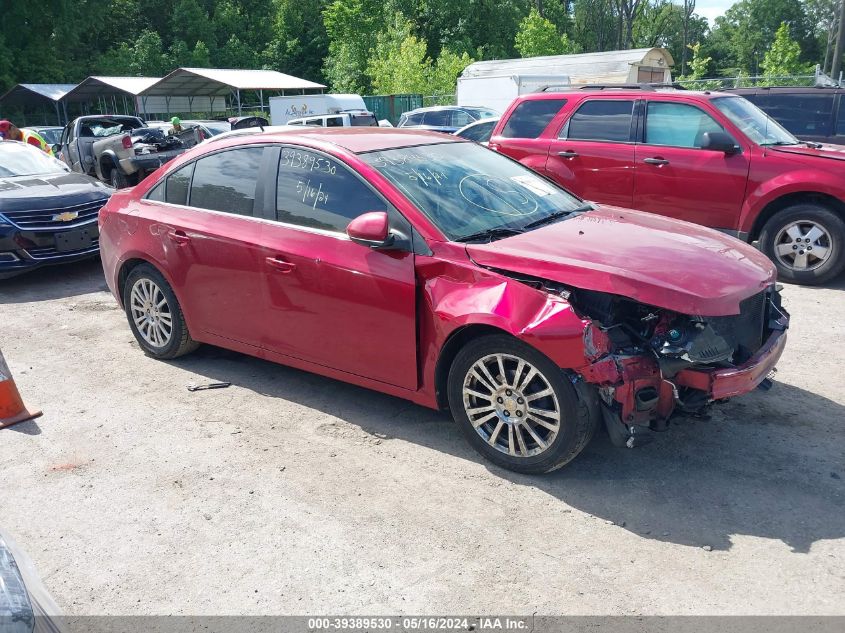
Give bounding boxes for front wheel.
[447,335,597,474]
[759,204,845,285]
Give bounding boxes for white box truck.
[456,75,570,114]
[270,94,369,125]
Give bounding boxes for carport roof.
[63,76,161,101]
[0,83,77,105]
[140,68,325,96]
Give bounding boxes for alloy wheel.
[773,220,833,272]
[129,278,173,347]
[462,353,561,458]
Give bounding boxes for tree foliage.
[0,0,837,99]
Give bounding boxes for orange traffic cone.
[0,349,42,430]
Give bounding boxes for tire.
[122,263,199,359]
[759,203,845,285]
[110,166,130,189]
[447,334,598,474]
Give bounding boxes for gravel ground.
[0,258,843,616]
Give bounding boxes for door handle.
[168,229,191,245]
[644,157,670,166]
[557,150,579,158]
[265,256,296,273]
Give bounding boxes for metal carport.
[139,68,326,117]
[0,83,76,125]
[61,76,161,118]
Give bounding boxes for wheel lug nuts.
[503,410,510,417]
[497,397,504,404]
[506,389,512,396]
[516,411,523,417]
[792,245,798,250]
[807,246,812,251]
[799,250,805,254]
[517,397,524,404]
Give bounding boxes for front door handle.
[644,157,670,166]
[168,229,191,245]
[557,150,579,158]
[265,256,296,273]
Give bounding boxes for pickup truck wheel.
[447,335,597,474]
[110,167,131,189]
[123,264,199,359]
[760,204,845,285]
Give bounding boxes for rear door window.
[423,110,451,127]
[837,96,845,136]
[325,116,344,127]
[501,99,567,138]
[276,147,386,232]
[164,163,194,205]
[451,110,474,128]
[458,120,497,142]
[645,102,726,148]
[565,100,635,142]
[189,147,264,216]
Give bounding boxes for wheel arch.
[749,191,845,241]
[97,151,118,181]
[433,324,520,410]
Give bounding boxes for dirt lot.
[0,258,843,615]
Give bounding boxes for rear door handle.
[265,256,296,273]
[644,157,670,166]
[168,229,191,245]
[557,150,579,158]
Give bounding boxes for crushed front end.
[571,285,789,447]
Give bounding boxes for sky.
[696,0,735,25]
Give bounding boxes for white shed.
[460,48,675,87]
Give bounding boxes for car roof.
[517,87,737,101]
[727,86,845,94]
[213,127,464,153]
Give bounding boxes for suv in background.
[397,106,499,134]
[287,110,378,127]
[727,86,845,145]
[489,86,845,285]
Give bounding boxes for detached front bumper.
[675,328,787,400]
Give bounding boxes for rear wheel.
[447,335,597,474]
[110,166,132,189]
[123,264,198,359]
[760,204,845,285]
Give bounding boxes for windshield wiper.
[761,140,801,147]
[455,227,525,243]
[521,203,594,231]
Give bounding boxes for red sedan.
[99,129,789,473]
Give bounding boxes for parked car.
[287,110,378,127]
[397,106,499,134]
[197,125,297,146]
[454,117,500,145]
[21,126,63,146]
[99,129,788,474]
[489,86,845,285]
[725,86,845,145]
[0,141,110,279]
[55,115,199,188]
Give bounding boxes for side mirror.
[701,131,739,155]
[346,211,394,248]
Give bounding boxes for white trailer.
[456,75,571,114]
[270,93,368,125]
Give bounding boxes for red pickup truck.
[489,87,845,285]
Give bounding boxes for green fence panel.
[363,94,423,125]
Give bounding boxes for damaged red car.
[99,129,789,474]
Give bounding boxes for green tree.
[514,8,577,57]
[429,48,475,95]
[367,14,430,94]
[323,0,385,93]
[761,21,814,78]
[132,30,170,76]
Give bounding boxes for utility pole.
[832,0,845,82]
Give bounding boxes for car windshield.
[198,121,231,135]
[0,142,67,177]
[361,142,586,241]
[34,128,62,144]
[712,96,800,146]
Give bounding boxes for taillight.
[122,135,132,149]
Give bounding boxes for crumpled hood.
[0,172,110,211]
[466,206,776,316]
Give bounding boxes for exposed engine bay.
[496,269,790,447]
[129,128,187,154]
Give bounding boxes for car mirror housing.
[347,211,395,248]
[701,131,740,155]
